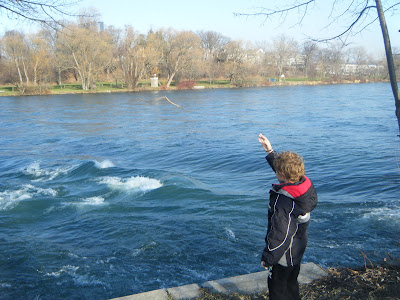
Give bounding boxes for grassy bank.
[197,262,400,299]
[0,80,233,97]
[0,78,385,97]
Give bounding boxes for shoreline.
[0,79,389,97]
[109,259,400,300]
[110,262,328,300]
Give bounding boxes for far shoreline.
[0,78,390,97]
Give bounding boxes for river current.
[0,83,399,299]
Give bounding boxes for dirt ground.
[197,263,400,300]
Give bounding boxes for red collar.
[273,176,311,198]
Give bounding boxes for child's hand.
[258,133,273,154]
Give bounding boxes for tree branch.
[234,0,315,19]
[312,5,376,42]
[0,0,85,28]
[236,1,400,44]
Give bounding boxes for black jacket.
[261,151,318,267]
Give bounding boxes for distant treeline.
[0,17,397,93]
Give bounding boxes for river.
[0,83,399,299]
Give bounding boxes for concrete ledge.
[167,283,201,300]
[111,288,167,300]
[298,262,329,284]
[202,271,268,294]
[110,262,328,300]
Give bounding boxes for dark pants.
[268,264,301,300]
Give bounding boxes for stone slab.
[298,262,329,284]
[201,271,269,294]
[167,283,201,300]
[110,288,167,300]
[201,262,328,295]
[110,263,328,299]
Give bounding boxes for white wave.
[44,197,106,213]
[45,265,79,278]
[23,162,73,181]
[225,227,237,241]
[362,207,400,223]
[132,241,157,257]
[0,184,58,211]
[72,273,105,287]
[94,160,115,169]
[81,197,106,206]
[97,176,162,192]
[45,265,106,287]
[0,283,11,288]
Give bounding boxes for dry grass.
[197,263,400,300]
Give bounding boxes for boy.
[258,133,317,300]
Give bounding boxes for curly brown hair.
[273,151,305,182]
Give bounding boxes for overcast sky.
[1,0,399,55]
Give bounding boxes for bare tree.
[224,40,247,85]
[1,29,53,90]
[272,35,298,78]
[301,41,318,78]
[26,32,53,86]
[116,26,147,90]
[2,30,30,86]
[0,0,83,27]
[236,0,400,133]
[57,20,112,90]
[345,46,369,77]
[40,27,71,85]
[114,27,162,90]
[157,29,201,87]
[317,43,345,79]
[198,30,229,84]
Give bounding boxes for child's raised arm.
[258,133,274,154]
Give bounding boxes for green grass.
[0,77,299,97]
[0,85,18,96]
[197,80,231,87]
[1,77,373,97]
[285,77,321,82]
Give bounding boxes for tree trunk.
[375,0,400,134]
[166,71,176,87]
[33,59,39,86]
[57,67,62,86]
[22,60,30,86]
[166,56,181,87]
[14,59,24,85]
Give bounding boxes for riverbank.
[111,259,400,300]
[111,262,328,300]
[296,261,400,300]
[199,262,400,300]
[0,78,388,97]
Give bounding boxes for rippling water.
[1,83,399,299]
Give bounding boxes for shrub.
[18,85,50,95]
[177,80,196,90]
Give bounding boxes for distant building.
[287,54,306,67]
[237,48,265,64]
[341,63,384,76]
[97,22,104,32]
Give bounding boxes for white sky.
[1,0,399,56]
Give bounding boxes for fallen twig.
[137,96,183,109]
[157,96,183,108]
[357,248,375,269]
